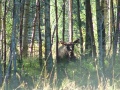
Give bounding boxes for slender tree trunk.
[45,0,53,74]
[23,0,30,57]
[37,0,42,66]
[1,0,3,61]
[19,0,25,66]
[96,0,105,89]
[11,0,18,88]
[109,0,120,87]
[55,0,58,62]
[108,0,115,55]
[55,0,58,86]
[104,0,108,51]
[85,0,96,58]
[101,0,106,58]
[62,0,65,42]
[85,0,92,56]
[77,0,83,54]
[108,0,112,48]
[30,4,38,56]
[3,0,7,76]
[0,0,2,85]
[68,0,73,42]
[0,0,1,38]
[3,0,18,89]
[89,1,96,58]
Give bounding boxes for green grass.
[1,56,120,90]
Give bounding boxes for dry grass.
[1,55,120,90]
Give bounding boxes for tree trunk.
[4,0,18,89]
[108,0,112,49]
[85,0,92,57]
[101,0,106,58]
[77,0,83,54]
[96,0,105,89]
[89,1,96,58]
[68,0,73,42]
[30,3,38,56]
[45,0,53,74]
[109,0,120,86]
[0,0,2,85]
[19,0,25,65]
[23,0,30,57]
[0,0,3,61]
[55,0,58,86]
[11,0,18,88]
[37,0,42,66]
[55,0,58,62]
[3,0,7,76]
[62,0,65,42]
[108,0,115,56]
[85,0,96,58]
[0,0,2,37]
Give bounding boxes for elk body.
[57,39,79,63]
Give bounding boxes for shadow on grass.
[2,56,120,90]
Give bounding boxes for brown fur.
[57,38,80,63]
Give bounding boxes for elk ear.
[59,41,67,45]
[59,41,63,44]
[73,38,80,44]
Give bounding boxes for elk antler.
[59,41,73,45]
[59,39,79,45]
[59,41,67,45]
[73,38,80,44]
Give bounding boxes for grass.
[1,56,120,90]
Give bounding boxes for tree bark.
[77,0,83,54]
[62,0,65,42]
[37,0,42,66]
[85,0,96,58]
[109,0,120,86]
[19,0,25,64]
[101,0,106,58]
[3,0,7,76]
[108,0,112,48]
[11,0,18,88]
[30,3,38,56]
[96,0,105,89]
[45,0,53,74]
[68,0,73,42]
[0,1,1,46]
[0,0,2,85]
[22,0,30,57]
[55,0,58,62]
[4,0,18,89]
[85,0,92,56]
[108,0,115,55]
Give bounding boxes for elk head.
[58,38,80,62]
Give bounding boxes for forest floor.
[1,56,120,90]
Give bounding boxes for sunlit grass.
[1,55,120,90]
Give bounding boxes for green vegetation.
[1,55,120,90]
[0,0,120,89]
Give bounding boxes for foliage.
[1,55,120,90]
[0,0,120,89]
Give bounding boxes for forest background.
[0,0,120,90]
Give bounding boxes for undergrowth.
[1,56,120,90]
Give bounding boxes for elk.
[57,38,80,63]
